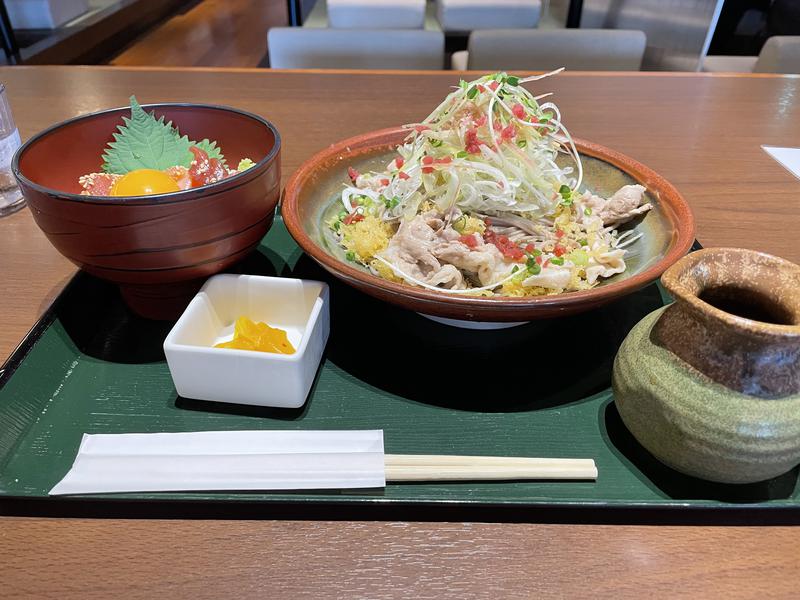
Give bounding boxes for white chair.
[327,0,426,29]
[267,28,444,69]
[703,36,800,74]
[451,29,647,71]
[436,0,542,32]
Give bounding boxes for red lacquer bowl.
[282,127,695,322]
[13,103,281,319]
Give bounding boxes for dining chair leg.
[0,0,20,64]
[566,0,584,28]
[287,0,302,26]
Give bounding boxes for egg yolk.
[111,169,181,197]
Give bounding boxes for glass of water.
[0,84,23,217]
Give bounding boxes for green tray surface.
[0,218,798,511]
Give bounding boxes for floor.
[110,0,288,68]
[109,0,570,68]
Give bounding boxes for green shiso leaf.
[101,96,225,174]
[102,96,191,173]
[192,138,225,163]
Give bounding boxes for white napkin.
[49,430,386,495]
[762,146,800,180]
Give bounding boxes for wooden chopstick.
[384,454,597,481]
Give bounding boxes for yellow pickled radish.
[214,316,295,355]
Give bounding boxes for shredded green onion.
[328,69,651,298]
[452,214,468,232]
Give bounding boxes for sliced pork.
[582,184,651,227]
[378,215,466,289]
[432,239,509,286]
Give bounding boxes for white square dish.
[164,274,330,408]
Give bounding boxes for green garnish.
[452,214,468,233]
[430,139,443,147]
[345,251,357,262]
[352,195,374,210]
[456,150,468,158]
[550,257,565,266]
[101,96,225,174]
[383,196,400,209]
[517,140,527,148]
[578,238,588,246]
[526,259,541,275]
[506,76,519,86]
[467,86,479,99]
[584,207,592,216]
[237,158,255,172]
[559,184,573,205]
[567,249,589,266]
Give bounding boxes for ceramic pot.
[613,247,800,484]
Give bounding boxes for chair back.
[466,29,646,71]
[755,37,800,74]
[436,0,542,32]
[327,0,426,29]
[268,28,444,69]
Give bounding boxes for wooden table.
[1,67,799,598]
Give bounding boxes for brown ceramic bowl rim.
[282,126,696,312]
[12,102,281,205]
[662,247,800,336]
